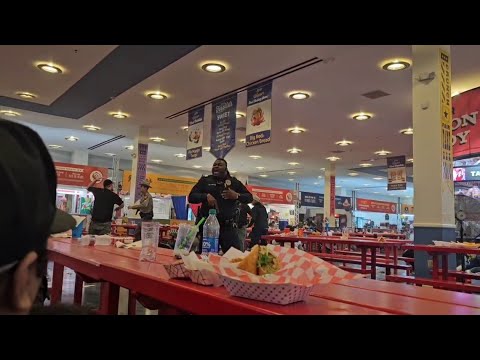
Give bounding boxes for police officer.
[188,158,253,253]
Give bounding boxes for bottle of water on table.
[202,209,220,258]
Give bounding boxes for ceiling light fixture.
[314,182,320,185]
[287,171,296,175]
[374,150,392,156]
[149,137,165,143]
[65,136,78,142]
[288,92,310,100]
[288,127,306,134]
[48,145,62,149]
[399,128,413,135]
[288,178,295,181]
[0,110,21,117]
[105,153,116,157]
[124,145,134,150]
[373,177,384,180]
[37,63,63,74]
[326,156,340,161]
[174,153,186,158]
[230,170,237,174]
[236,112,245,119]
[82,125,101,131]
[352,113,372,121]
[239,138,246,143]
[256,167,265,170]
[287,148,302,154]
[151,159,163,163]
[181,126,189,131]
[109,112,129,119]
[249,155,262,159]
[407,158,414,163]
[146,92,167,100]
[259,174,268,178]
[335,139,353,146]
[288,162,300,166]
[360,163,373,167]
[201,63,226,73]
[348,172,359,176]
[16,91,37,99]
[193,165,202,169]
[203,147,211,151]
[382,59,411,71]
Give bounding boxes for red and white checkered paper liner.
[208,245,363,286]
[163,262,190,279]
[187,269,215,286]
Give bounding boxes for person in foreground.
[188,158,253,253]
[0,119,76,315]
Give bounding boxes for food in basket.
[237,245,280,275]
[229,258,243,263]
[378,236,386,243]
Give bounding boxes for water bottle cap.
[209,209,217,215]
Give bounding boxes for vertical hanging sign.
[246,81,272,147]
[186,107,204,160]
[211,95,237,159]
[387,155,407,190]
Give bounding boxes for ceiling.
[2,45,480,200]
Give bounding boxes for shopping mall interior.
[3,45,480,315]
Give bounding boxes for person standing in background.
[324,217,330,233]
[86,179,124,235]
[128,180,154,240]
[248,195,268,248]
[235,202,252,251]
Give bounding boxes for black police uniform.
[188,174,253,253]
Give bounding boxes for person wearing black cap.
[188,158,253,253]
[128,179,154,240]
[86,178,124,235]
[0,119,76,314]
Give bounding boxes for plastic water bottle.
[202,209,220,257]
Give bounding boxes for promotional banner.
[452,87,480,158]
[300,192,352,211]
[453,165,480,182]
[246,81,272,147]
[246,185,294,205]
[55,162,108,188]
[440,49,453,182]
[356,198,397,214]
[387,155,406,190]
[123,171,197,196]
[329,175,335,217]
[211,95,237,159]
[134,143,148,201]
[186,107,204,160]
[401,204,414,214]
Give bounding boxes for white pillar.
[412,45,455,277]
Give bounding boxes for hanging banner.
[300,191,352,210]
[55,162,108,188]
[329,175,335,217]
[134,143,148,201]
[246,185,294,205]
[440,49,453,182]
[211,95,237,159]
[186,107,204,160]
[356,198,397,214]
[452,87,480,159]
[246,81,272,147]
[401,204,414,214]
[387,155,406,190]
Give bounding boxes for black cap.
[0,119,76,267]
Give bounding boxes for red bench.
[386,274,480,293]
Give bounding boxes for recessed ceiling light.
[201,63,226,73]
[65,136,78,142]
[230,170,237,174]
[287,171,296,175]
[109,111,129,119]
[407,158,414,163]
[335,185,342,188]
[288,178,295,181]
[203,147,211,151]
[105,153,116,157]
[256,166,265,170]
[373,177,384,180]
[320,168,325,171]
[326,156,340,161]
[288,92,310,100]
[287,127,306,134]
[352,113,372,121]
[287,148,302,154]
[348,172,359,176]
[16,91,37,99]
[36,63,63,74]
[259,174,268,178]
[236,112,245,119]
[288,162,300,166]
[174,153,186,158]
[181,126,189,131]
[373,192,380,194]
[0,110,21,117]
[124,145,134,150]
[193,165,202,169]
[399,128,413,135]
[249,155,262,159]
[335,139,353,146]
[239,138,246,143]
[374,150,391,156]
[382,59,411,71]
[151,159,163,163]
[82,125,101,131]
[146,92,167,100]
[314,182,320,185]
[359,163,373,167]
[149,137,165,143]
[318,176,323,179]
[48,145,62,149]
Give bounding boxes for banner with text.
[211,95,237,159]
[356,198,397,214]
[387,155,406,190]
[440,49,453,182]
[246,81,272,147]
[246,185,294,205]
[186,107,204,160]
[300,191,352,211]
[452,87,480,159]
[55,162,108,188]
[134,143,148,201]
